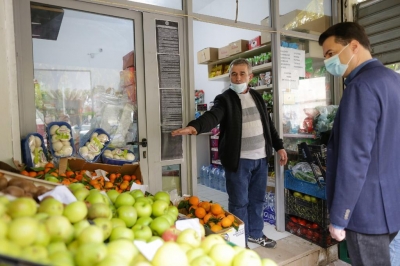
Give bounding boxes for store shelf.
[254,85,273,91]
[209,62,272,81]
[283,133,316,139]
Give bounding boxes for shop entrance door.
[15,0,149,185]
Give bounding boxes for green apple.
[106,190,120,203]
[209,243,236,266]
[176,228,201,248]
[152,200,169,217]
[0,220,6,239]
[161,213,175,226]
[87,203,111,220]
[147,236,163,243]
[34,223,51,246]
[44,215,73,243]
[149,216,170,236]
[38,197,64,216]
[152,242,188,266]
[135,216,153,227]
[232,249,262,266]
[49,250,74,266]
[7,197,37,218]
[303,195,311,202]
[107,239,139,263]
[0,239,21,258]
[179,242,192,253]
[77,225,104,245]
[73,219,90,238]
[63,201,88,223]
[167,205,179,217]
[86,192,108,205]
[47,241,67,256]
[67,240,79,255]
[96,255,129,266]
[115,193,135,208]
[68,183,85,193]
[20,245,48,263]
[94,218,113,240]
[191,255,216,266]
[132,224,152,241]
[310,197,318,203]
[130,189,145,199]
[73,187,90,201]
[134,201,152,218]
[261,258,278,266]
[109,226,134,242]
[34,212,49,221]
[110,218,126,228]
[45,176,59,183]
[135,197,153,205]
[116,205,137,227]
[200,234,226,254]
[75,242,107,266]
[7,217,38,247]
[293,192,303,198]
[154,191,170,203]
[186,247,205,263]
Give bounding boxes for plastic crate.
[285,215,336,248]
[285,189,329,227]
[0,253,49,266]
[101,148,136,166]
[284,170,326,200]
[339,240,352,264]
[21,133,48,170]
[46,121,75,158]
[78,128,110,162]
[297,143,327,166]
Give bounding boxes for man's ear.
[351,40,359,53]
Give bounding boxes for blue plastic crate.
[78,128,110,162]
[46,122,75,158]
[284,170,326,200]
[101,148,136,166]
[21,133,48,170]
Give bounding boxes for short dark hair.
[229,58,252,75]
[318,22,371,51]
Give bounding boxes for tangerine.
[45,162,54,168]
[20,170,29,176]
[189,196,200,206]
[221,217,233,228]
[210,224,222,232]
[226,214,235,223]
[123,175,132,181]
[195,207,206,219]
[211,203,223,215]
[203,213,213,223]
[199,201,211,212]
[28,171,37,177]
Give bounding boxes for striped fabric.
[238,92,266,159]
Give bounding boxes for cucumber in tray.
[294,171,317,184]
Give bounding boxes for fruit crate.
[285,188,329,227]
[285,214,336,248]
[0,254,48,266]
[284,170,326,200]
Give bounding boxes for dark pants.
[225,158,268,242]
[346,230,398,266]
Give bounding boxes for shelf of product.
[283,133,316,139]
[209,62,272,81]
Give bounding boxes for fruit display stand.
[284,170,336,248]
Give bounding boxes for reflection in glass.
[279,0,331,34]
[280,36,333,155]
[162,164,181,196]
[127,0,182,10]
[32,4,139,160]
[193,0,270,26]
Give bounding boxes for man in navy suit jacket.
[319,22,400,266]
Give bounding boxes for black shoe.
[245,244,250,249]
[248,235,277,249]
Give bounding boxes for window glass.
[127,0,182,10]
[162,164,181,195]
[193,0,270,26]
[279,0,331,35]
[32,4,139,159]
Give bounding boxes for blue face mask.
[324,44,354,77]
[230,83,248,94]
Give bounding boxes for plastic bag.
[292,162,322,184]
[315,105,338,133]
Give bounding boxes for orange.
[226,214,235,223]
[188,196,200,206]
[216,213,226,219]
[50,172,58,177]
[199,201,211,212]
[210,224,222,232]
[20,170,29,176]
[28,171,37,177]
[120,182,129,191]
[203,213,213,223]
[105,182,114,189]
[45,162,54,168]
[131,175,137,180]
[135,180,142,185]
[189,205,198,212]
[199,219,205,225]
[37,171,44,176]
[221,217,233,228]
[65,171,74,178]
[211,203,223,215]
[123,175,132,181]
[109,173,116,181]
[195,207,206,219]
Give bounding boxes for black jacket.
[188,88,284,172]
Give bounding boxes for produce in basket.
[103,148,135,161]
[49,124,73,157]
[79,132,110,161]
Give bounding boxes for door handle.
[127,138,147,148]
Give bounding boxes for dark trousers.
[346,230,397,266]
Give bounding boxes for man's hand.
[171,126,197,136]
[329,224,346,241]
[277,149,288,166]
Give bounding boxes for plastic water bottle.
[213,167,221,191]
[204,164,212,187]
[219,168,226,192]
[200,165,207,185]
[209,167,216,189]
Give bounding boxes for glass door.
[16,0,148,182]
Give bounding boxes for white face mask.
[230,82,248,94]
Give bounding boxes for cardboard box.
[261,32,272,44]
[120,67,136,87]
[123,51,135,69]
[59,158,143,183]
[212,211,245,248]
[248,36,261,50]
[229,39,248,55]
[197,47,218,64]
[218,45,230,59]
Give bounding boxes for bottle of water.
[219,167,226,192]
[205,164,212,187]
[209,166,216,189]
[200,165,206,185]
[213,167,221,191]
